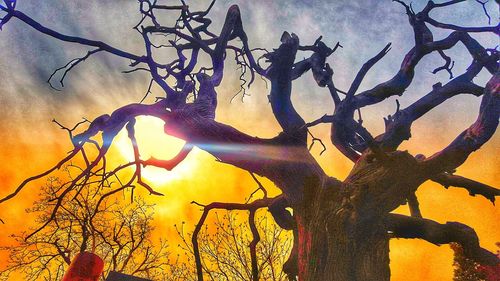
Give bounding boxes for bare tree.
[0,172,170,281]
[0,0,499,280]
[174,211,293,281]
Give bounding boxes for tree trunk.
[296,209,390,281]
[292,152,421,281]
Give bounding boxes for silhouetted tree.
[175,211,292,281]
[0,0,499,280]
[0,173,170,281]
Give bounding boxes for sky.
[0,0,498,280]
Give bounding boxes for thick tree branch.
[268,196,295,230]
[379,59,487,150]
[422,73,499,174]
[424,17,499,35]
[386,214,499,266]
[143,143,193,171]
[211,5,245,86]
[431,173,500,204]
[1,97,329,224]
[9,10,144,62]
[266,32,307,142]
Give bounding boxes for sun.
[114,116,196,185]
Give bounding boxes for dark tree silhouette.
[174,211,293,281]
[0,0,499,280]
[0,175,170,281]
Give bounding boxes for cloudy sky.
[0,0,498,280]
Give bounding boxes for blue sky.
[0,0,497,135]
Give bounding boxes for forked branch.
[190,196,282,281]
[422,73,499,174]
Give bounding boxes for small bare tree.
[0,172,170,281]
[175,211,293,281]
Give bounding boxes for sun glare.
[115,116,195,185]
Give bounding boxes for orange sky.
[0,78,498,280]
[0,1,499,280]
